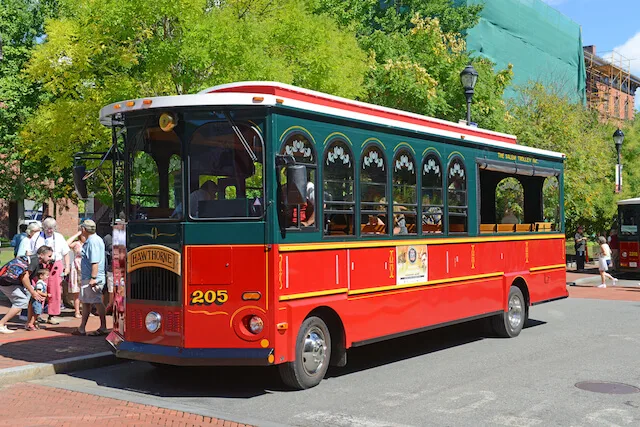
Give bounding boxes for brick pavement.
[0,301,113,370]
[0,383,255,427]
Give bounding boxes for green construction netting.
[458,0,586,103]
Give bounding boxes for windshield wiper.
[224,112,257,162]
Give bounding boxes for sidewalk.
[565,261,640,302]
[0,300,116,385]
[0,382,256,427]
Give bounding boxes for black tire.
[279,316,331,390]
[492,286,526,338]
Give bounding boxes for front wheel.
[492,286,526,338]
[279,316,331,390]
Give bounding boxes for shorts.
[80,279,105,304]
[598,258,609,272]
[31,299,44,315]
[0,284,30,310]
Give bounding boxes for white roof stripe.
[99,92,564,160]
[617,198,640,205]
[201,81,518,141]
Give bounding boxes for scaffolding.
[584,48,638,124]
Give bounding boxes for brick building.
[584,46,640,123]
[0,198,79,239]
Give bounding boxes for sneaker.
[0,325,15,334]
[597,284,607,288]
[613,278,618,286]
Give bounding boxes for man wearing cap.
[574,225,588,272]
[74,220,108,336]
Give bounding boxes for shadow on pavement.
[67,317,546,398]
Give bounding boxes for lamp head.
[613,128,624,148]
[460,63,479,92]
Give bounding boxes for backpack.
[0,255,33,286]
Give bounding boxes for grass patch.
[0,249,14,265]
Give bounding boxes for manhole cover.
[575,381,640,394]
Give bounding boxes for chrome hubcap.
[302,326,327,376]
[508,294,523,329]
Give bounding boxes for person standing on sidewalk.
[597,236,617,288]
[16,223,41,257]
[574,225,587,272]
[10,224,28,257]
[30,218,70,325]
[0,246,53,334]
[66,231,86,318]
[74,220,108,336]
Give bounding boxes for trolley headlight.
[249,315,264,334]
[145,311,162,333]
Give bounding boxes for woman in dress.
[597,235,617,288]
[66,231,86,318]
[29,217,70,324]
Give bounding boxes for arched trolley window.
[323,140,355,236]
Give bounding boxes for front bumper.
[106,331,274,366]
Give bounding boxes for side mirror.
[73,165,88,199]
[286,164,308,205]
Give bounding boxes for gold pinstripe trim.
[348,272,504,296]
[278,234,565,252]
[448,151,465,160]
[279,126,316,144]
[362,137,386,149]
[324,132,353,146]
[279,288,348,301]
[529,264,566,273]
[393,142,417,154]
[422,147,442,157]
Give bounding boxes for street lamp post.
[460,63,479,125]
[613,128,624,193]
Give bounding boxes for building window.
[324,140,355,236]
[447,157,467,233]
[421,154,443,234]
[360,144,388,235]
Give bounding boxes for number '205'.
[190,290,228,305]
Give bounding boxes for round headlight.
[145,311,161,333]
[249,315,264,334]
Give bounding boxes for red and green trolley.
[92,82,568,389]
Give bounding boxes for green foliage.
[0,0,61,202]
[495,177,523,223]
[20,0,367,200]
[507,82,618,235]
[308,0,512,131]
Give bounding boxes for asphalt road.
[36,298,640,427]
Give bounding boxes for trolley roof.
[99,81,565,160]
[617,198,640,206]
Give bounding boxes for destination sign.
[127,245,181,275]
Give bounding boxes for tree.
[507,82,618,235]
[308,0,513,131]
[0,0,60,202]
[21,0,367,199]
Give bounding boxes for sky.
[542,0,640,77]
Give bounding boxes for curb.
[567,276,601,286]
[0,351,120,386]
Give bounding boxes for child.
[26,269,50,331]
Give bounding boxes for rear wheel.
[492,286,526,338]
[279,316,331,390]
